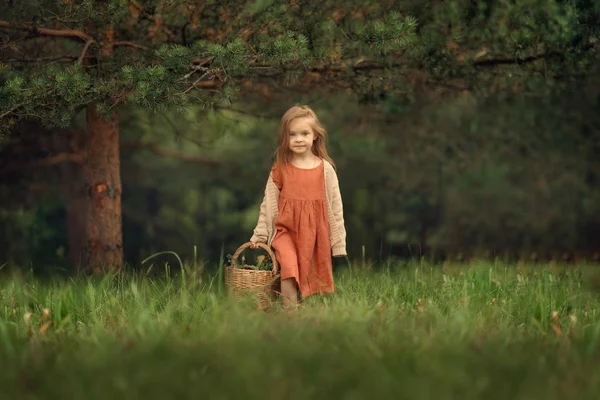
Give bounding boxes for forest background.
[1,0,599,273]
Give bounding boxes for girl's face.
[287,116,317,157]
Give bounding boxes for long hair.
[274,105,335,171]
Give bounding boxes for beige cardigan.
[250,160,347,257]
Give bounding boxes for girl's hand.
[249,242,260,249]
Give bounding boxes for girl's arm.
[330,170,347,257]
[250,180,270,244]
[250,169,279,245]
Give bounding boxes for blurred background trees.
[1,0,599,272]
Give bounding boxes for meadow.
[1,260,600,399]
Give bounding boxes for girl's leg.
[281,278,298,308]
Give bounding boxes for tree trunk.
[64,105,123,272]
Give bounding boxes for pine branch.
[0,152,84,176]
[474,53,550,67]
[0,105,21,120]
[0,20,92,41]
[5,55,80,63]
[176,72,210,95]
[36,153,84,165]
[213,105,280,120]
[120,141,220,164]
[7,42,150,64]
[114,41,150,51]
[78,39,95,65]
[473,42,598,67]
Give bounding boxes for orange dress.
[271,160,334,298]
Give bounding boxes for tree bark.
[65,105,123,272]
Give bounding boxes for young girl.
[249,105,347,308]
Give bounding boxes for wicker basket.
[225,242,280,310]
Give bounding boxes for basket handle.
[231,242,279,274]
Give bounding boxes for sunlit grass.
[1,261,600,399]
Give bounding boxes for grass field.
[1,260,600,399]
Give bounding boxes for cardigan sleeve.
[249,173,272,244]
[329,168,347,256]
[271,163,283,190]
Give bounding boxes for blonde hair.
[274,105,335,170]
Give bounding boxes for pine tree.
[0,0,597,271]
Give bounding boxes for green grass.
[2,261,600,399]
